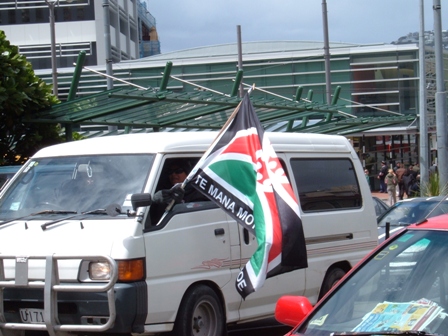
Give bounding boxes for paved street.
[371,190,389,202]
[227,317,291,335]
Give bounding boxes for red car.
[275,213,448,335]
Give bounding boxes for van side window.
[290,158,362,212]
[148,157,209,226]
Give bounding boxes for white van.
[0,132,377,336]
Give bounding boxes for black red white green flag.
[184,93,308,299]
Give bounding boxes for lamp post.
[322,0,331,105]
[102,0,113,90]
[45,0,59,98]
[433,0,448,190]
[418,0,428,194]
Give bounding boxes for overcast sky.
[146,0,448,53]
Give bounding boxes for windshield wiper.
[41,204,122,231]
[0,210,78,228]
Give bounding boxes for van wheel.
[173,284,225,336]
[319,267,346,300]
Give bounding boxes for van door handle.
[214,228,225,236]
[243,228,249,244]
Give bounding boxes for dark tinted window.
[0,2,94,25]
[290,158,361,212]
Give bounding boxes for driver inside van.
[149,160,209,224]
[152,160,208,206]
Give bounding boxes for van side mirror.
[131,193,152,211]
[275,295,313,327]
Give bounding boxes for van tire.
[319,267,346,299]
[172,284,225,336]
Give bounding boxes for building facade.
[0,0,160,71]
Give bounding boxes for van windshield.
[0,154,154,220]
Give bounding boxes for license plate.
[19,308,45,324]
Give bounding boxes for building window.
[8,9,16,24]
[21,9,30,23]
[351,54,418,116]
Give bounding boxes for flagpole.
[187,83,255,176]
[214,88,246,138]
[161,85,255,215]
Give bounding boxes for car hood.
[377,224,406,242]
[0,217,144,280]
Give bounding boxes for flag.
[185,93,308,299]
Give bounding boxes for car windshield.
[0,154,153,220]
[0,166,21,190]
[377,200,448,227]
[296,229,448,334]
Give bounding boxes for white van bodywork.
[0,132,377,335]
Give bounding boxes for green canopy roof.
[29,86,416,136]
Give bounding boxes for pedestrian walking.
[385,168,398,206]
[377,161,388,193]
[395,162,406,200]
[364,168,371,190]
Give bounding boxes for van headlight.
[89,262,111,280]
[79,258,145,282]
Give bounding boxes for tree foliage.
[0,30,62,165]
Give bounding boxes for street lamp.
[44,0,59,98]
[433,0,448,190]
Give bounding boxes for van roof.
[33,132,354,158]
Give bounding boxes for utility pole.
[419,0,428,194]
[237,25,244,98]
[103,0,116,132]
[45,0,59,98]
[103,0,113,90]
[322,0,331,105]
[433,0,448,191]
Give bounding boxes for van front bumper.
[3,281,147,334]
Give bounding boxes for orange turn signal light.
[117,259,145,282]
